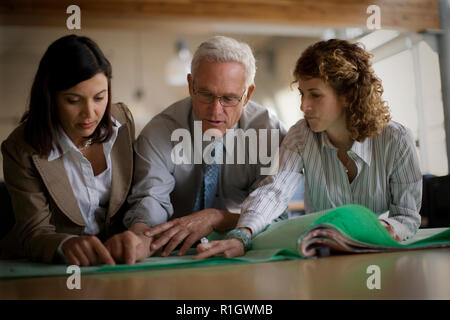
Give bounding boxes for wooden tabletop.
[1,247,450,300]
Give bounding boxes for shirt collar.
[103,117,121,156]
[48,117,121,161]
[320,131,372,166]
[350,138,372,166]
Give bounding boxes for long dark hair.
[21,34,113,157]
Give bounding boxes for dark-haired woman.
[1,35,148,265]
[196,39,422,259]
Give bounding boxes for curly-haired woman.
[195,39,422,259]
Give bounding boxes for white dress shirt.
[48,118,121,235]
[237,119,422,241]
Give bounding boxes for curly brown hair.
[293,39,391,141]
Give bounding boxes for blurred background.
[0,0,449,190]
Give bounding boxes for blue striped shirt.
[237,119,422,241]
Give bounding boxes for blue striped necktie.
[194,141,223,211]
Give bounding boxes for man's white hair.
[191,35,256,87]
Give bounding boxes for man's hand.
[104,230,152,265]
[380,220,400,241]
[62,235,115,266]
[194,238,245,260]
[143,209,237,257]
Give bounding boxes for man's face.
[188,61,254,136]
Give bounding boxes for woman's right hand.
[194,238,245,259]
[104,230,153,265]
[61,235,116,266]
[380,220,401,241]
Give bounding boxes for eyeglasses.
[192,83,247,108]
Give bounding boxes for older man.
[106,36,286,263]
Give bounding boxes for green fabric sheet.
[0,248,299,279]
[1,204,449,279]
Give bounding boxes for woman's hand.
[194,238,245,260]
[380,220,400,241]
[105,229,153,265]
[61,235,115,266]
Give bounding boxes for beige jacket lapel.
[32,155,86,226]
[107,122,133,219]
[31,103,133,228]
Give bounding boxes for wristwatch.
[225,229,252,251]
